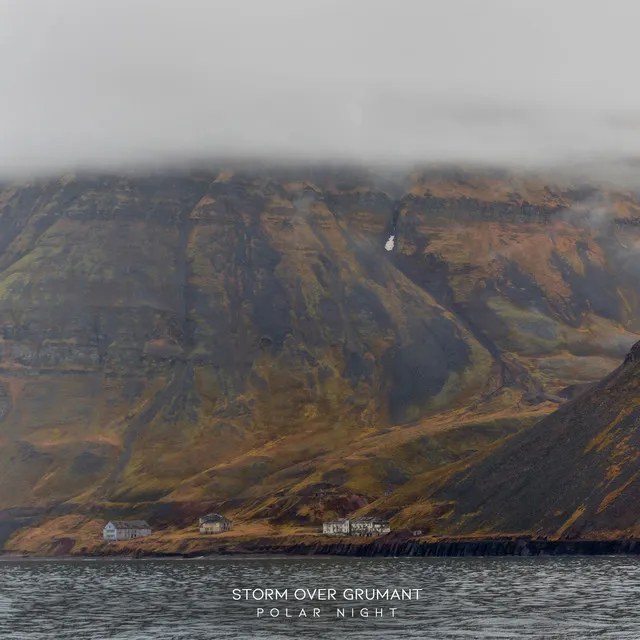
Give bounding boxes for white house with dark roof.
[199,513,232,534]
[103,520,152,541]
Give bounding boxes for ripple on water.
[0,556,639,639]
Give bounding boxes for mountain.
[0,165,640,546]
[386,340,640,539]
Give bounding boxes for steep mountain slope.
[0,166,639,537]
[388,341,640,538]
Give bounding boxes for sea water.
[0,555,639,639]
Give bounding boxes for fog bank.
[1,0,640,176]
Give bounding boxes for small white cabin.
[103,520,152,541]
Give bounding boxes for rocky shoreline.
[8,536,640,559]
[252,538,640,558]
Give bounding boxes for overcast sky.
[1,0,640,176]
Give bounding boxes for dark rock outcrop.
[624,340,640,365]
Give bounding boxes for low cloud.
[2,0,640,176]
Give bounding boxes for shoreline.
[5,536,640,559]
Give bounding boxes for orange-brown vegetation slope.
[380,341,640,540]
[1,165,640,550]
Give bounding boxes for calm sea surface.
[1,555,640,639]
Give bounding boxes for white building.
[322,517,390,537]
[103,520,152,541]
[349,517,391,537]
[322,518,351,536]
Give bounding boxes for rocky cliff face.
[0,166,639,537]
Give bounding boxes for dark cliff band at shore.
[5,537,640,559]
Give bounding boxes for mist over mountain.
[3,1,640,175]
